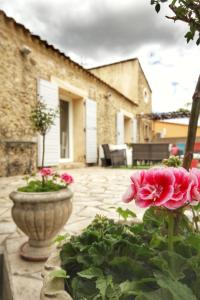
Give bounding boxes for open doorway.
[60,99,71,160]
[124,116,132,143]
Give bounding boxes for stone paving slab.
[0,167,143,300]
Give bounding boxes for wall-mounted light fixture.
[20,45,32,56]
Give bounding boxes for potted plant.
[41,164,200,299]
[9,100,74,261]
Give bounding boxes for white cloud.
[0,0,199,113]
[135,45,200,112]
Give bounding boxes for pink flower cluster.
[39,168,74,185]
[122,168,200,210]
[60,172,74,185]
[40,167,54,177]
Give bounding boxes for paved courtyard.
[0,167,143,300]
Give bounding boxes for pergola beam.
[137,111,191,120]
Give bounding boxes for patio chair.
[101,144,127,167]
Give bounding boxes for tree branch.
[165,3,200,32]
[182,75,200,170]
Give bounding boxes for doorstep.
[58,162,86,169]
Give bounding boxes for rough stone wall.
[0,141,36,177]
[136,68,153,142]
[0,13,139,176]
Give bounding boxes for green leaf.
[77,267,103,279]
[150,233,166,248]
[136,288,173,300]
[151,251,188,280]
[109,256,150,280]
[116,207,137,220]
[185,31,194,43]
[54,234,69,244]
[185,234,200,252]
[60,242,77,264]
[175,6,187,18]
[155,3,160,13]
[143,207,165,227]
[49,269,69,279]
[193,202,200,211]
[154,272,197,300]
[96,276,113,300]
[96,277,106,300]
[106,283,121,300]
[71,277,97,300]
[120,280,135,294]
[120,278,156,294]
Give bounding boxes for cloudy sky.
[0,0,199,112]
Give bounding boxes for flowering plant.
[18,168,74,192]
[57,165,200,299]
[123,166,200,258]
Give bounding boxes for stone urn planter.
[9,189,73,261]
[40,250,73,300]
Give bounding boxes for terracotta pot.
[40,250,73,300]
[9,189,73,261]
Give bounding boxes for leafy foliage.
[49,269,69,279]
[116,207,137,221]
[30,100,58,167]
[60,212,200,299]
[151,0,200,45]
[54,233,70,246]
[162,156,182,167]
[30,100,58,136]
[18,179,66,192]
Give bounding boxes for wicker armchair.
[101,144,127,167]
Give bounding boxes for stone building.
[90,59,152,143]
[0,10,152,176]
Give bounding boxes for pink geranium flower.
[40,167,53,177]
[164,168,192,210]
[122,172,140,203]
[189,168,200,203]
[123,169,175,208]
[60,173,74,185]
[136,169,175,208]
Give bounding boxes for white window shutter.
[116,112,124,144]
[37,79,60,166]
[85,99,97,163]
[132,117,137,143]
